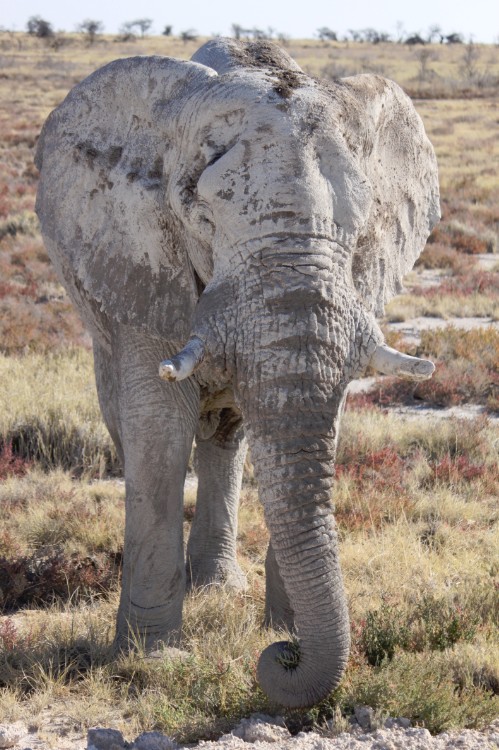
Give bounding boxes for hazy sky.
[3,0,499,43]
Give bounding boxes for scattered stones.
[0,716,497,750]
[384,717,412,730]
[87,727,126,750]
[353,705,374,732]
[131,732,179,749]
[231,715,290,743]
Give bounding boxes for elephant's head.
[35,39,439,708]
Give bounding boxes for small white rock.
[131,731,179,749]
[384,717,412,730]
[87,727,125,750]
[354,706,374,732]
[406,727,432,740]
[0,723,26,749]
[231,716,290,743]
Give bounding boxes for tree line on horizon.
[12,15,488,47]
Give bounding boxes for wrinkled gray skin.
[35,39,440,708]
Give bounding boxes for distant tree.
[119,19,153,38]
[180,29,198,43]
[118,22,136,40]
[415,47,437,82]
[162,25,173,36]
[251,27,271,39]
[317,27,338,41]
[348,28,390,43]
[427,24,443,43]
[395,20,406,43]
[133,18,153,37]
[251,28,267,39]
[459,41,480,81]
[405,34,426,45]
[445,32,464,44]
[363,28,391,43]
[348,29,363,42]
[77,19,103,44]
[231,23,243,39]
[26,16,53,38]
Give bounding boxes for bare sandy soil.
[388,315,499,346]
[1,714,499,749]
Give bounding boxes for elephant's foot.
[186,556,248,591]
[113,628,184,658]
[113,625,182,655]
[114,598,183,655]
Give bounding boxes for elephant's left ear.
[35,56,216,347]
[331,75,440,316]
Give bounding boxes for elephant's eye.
[205,150,227,168]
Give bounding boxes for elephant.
[34,38,440,708]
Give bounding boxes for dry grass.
[286,39,499,97]
[0,233,88,354]
[0,350,117,474]
[385,290,499,321]
[354,327,499,412]
[0,402,497,738]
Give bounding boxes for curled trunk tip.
[257,635,349,708]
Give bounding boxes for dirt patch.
[1,716,498,749]
[225,40,305,98]
[388,316,499,346]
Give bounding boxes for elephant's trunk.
[159,248,434,708]
[227,257,371,707]
[245,391,349,708]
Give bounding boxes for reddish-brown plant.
[0,442,31,480]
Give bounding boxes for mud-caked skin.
[35,37,440,708]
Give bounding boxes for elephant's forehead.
[188,71,332,135]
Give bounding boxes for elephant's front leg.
[113,325,198,651]
[186,408,248,590]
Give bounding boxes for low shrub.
[428,223,496,255]
[0,350,118,476]
[356,594,480,667]
[0,547,120,610]
[414,270,499,299]
[0,210,38,241]
[359,607,407,666]
[358,327,499,413]
[336,446,404,488]
[0,442,31,479]
[425,453,487,485]
[340,652,498,734]
[415,243,477,273]
[412,595,480,652]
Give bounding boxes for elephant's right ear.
[35,56,216,347]
[328,75,440,317]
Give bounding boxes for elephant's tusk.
[159,336,205,382]
[370,343,435,381]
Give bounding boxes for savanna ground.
[0,31,498,746]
